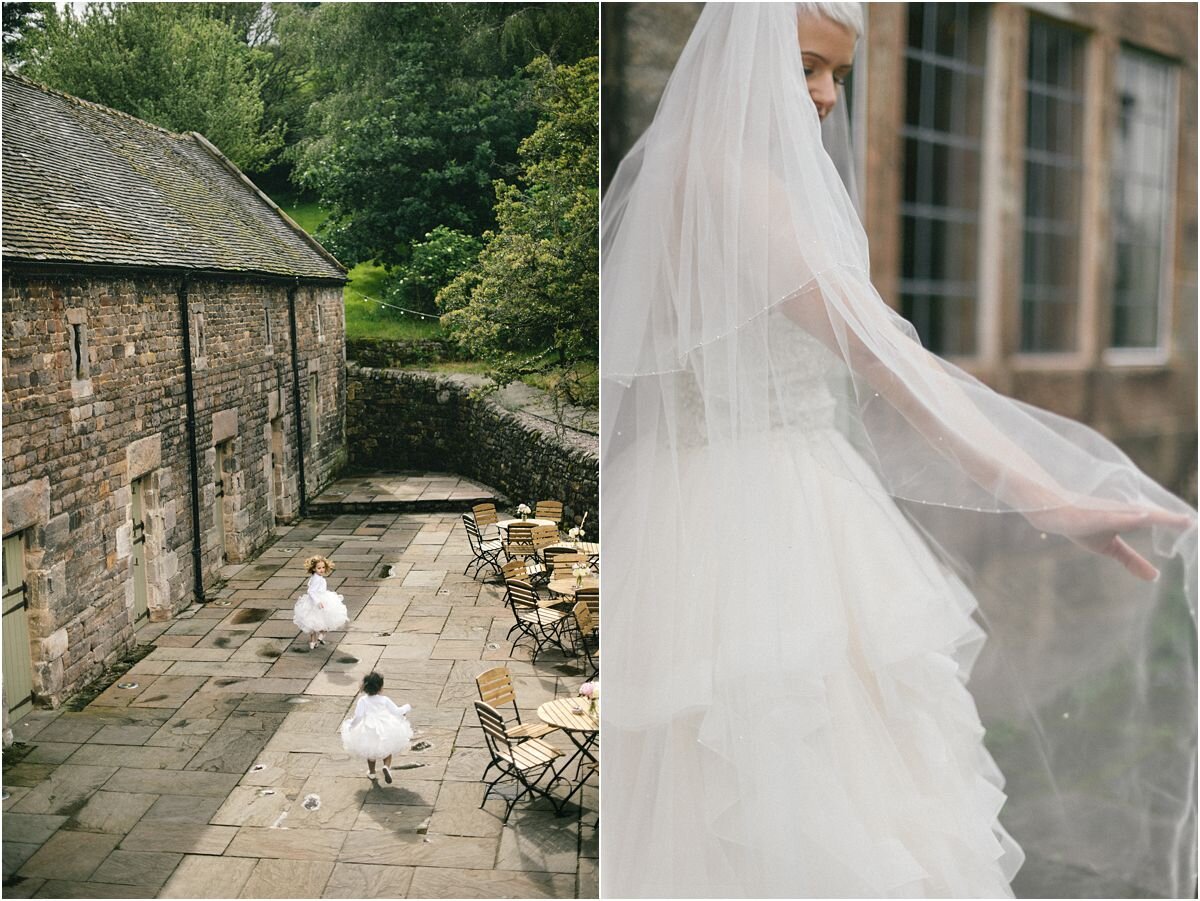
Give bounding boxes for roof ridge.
[3,70,183,138]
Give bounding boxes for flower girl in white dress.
[292,555,349,650]
[340,671,414,783]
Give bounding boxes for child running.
[340,671,414,782]
[292,554,349,650]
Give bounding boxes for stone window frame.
[192,302,208,370]
[264,303,275,356]
[316,300,326,344]
[66,308,93,398]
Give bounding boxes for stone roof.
[1,73,345,281]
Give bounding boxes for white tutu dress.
[292,572,349,633]
[340,694,414,760]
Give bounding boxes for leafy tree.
[20,3,281,171]
[2,1,53,66]
[384,227,483,317]
[438,55,598,402]
[290,2,597,270]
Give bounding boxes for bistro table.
[544,541,600,568]
[547,576,599,599]
[496,517,556,535]
[537,696,599,807]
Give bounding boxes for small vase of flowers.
[579,680,599,716]
[516,503,531,521]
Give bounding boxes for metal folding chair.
[474,700,563,823]
[462,513,503,579]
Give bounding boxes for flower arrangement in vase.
[516,503,531,521]
[579,680,599,715]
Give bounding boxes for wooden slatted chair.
[531,524,562,561]
[472,502,501,540]
[500,558,547,597]
[462,514,503,579]
[506,579,572,662]
[502,521,538,563]
[572,599,599,680]
[474,701,563,823]
[534,500,564,524]
[475,666,558,743]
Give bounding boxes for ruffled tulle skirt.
[292,589,349,633]
[340,710,414,760]
[603,426,1025,898]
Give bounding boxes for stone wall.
[2,268,346,706]
[345,365,599,531]
[345,337,464,369]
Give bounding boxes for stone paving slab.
[3,510,597,898]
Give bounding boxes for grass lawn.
[274,194,445,342]
[272,194,596,410]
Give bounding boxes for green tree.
[21,3,280,171]
[385,227,483,317]
[2,1,53,66]
[290,2,597,270]
[438,55,599,402]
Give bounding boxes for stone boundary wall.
[346,364,599,532]
[345,337,465,369]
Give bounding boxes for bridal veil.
[600,3,1196,897]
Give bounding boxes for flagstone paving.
[3,511,597,899]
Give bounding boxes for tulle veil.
[600,3,1196,897]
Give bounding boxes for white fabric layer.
[340,695,414,760]
[292,573,349,633]
[600,4,1196,898]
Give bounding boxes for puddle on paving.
[336,656,358,665]
[411,740,432,752]
[231,608,272,624]
[213,636,231,648]
[378,564,393,579]
[257,648,283,659]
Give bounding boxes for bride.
[600,3,1196,898]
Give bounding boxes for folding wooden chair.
[501,558,547,595]
[534,500,564,523]
[472,502,502,540]
[572,599,599,680]
[503,521,538,563]
[474,701,563,823]
[462,513,502,579]
[475,666,559,743]
[506,579,572,662]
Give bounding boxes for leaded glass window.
[1020,18,1085,353]
[899,2,988,357]
[1110,48,1176,351]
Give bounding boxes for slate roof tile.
[2,73,345,282]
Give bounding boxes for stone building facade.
[603,2,1197,499]
[2,73,347,715]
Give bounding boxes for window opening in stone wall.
[130,476,150,622]
[213,441,230,566]
[264,306,274,351]
[194,306,208,360]
[899,2,988,356]
[269,416,285,522]
[70,322,88,380]
[2,531,34,717]
[1110,47,1177,353]
[316,302,325,341]
[308,373,319,452]
[1020,17,1086,353]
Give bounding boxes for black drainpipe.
[287,283,308,516]
[178,278,206,604]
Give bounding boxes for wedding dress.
[600,5,1196,898]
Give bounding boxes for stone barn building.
[1,73,347,718]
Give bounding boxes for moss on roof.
[2,72,345,282]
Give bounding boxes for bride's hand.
[1025,504,1195,581]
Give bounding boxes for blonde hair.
[795,2,864,38]
[304,555,335,575]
